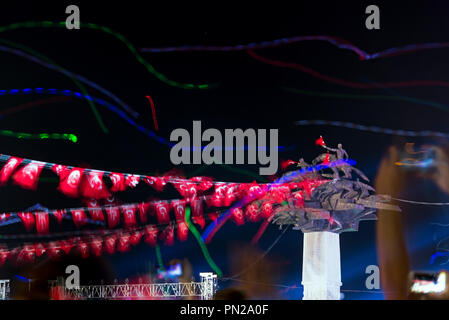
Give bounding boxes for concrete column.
[302,231,342,300]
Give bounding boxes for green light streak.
[155,244,165,272]
[282,87,449,113]
[0,21,217,90]
[185,207,223,277]
[0,37,108,133]
[0,130,77,143]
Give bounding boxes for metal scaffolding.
[0,280,9,300]
[50,272,217,300]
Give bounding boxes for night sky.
[1,1,449,300]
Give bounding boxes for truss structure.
[0,280,9,300]
[50,272,218,300]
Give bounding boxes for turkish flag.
[52,209,66,224]
[47,242,62,260]
[90,237,103,257]
[0,213,10,223]
[0,248,10,267]
[208,212,219,221]
[293,191,305,208]
[130,230,143,246]
[71,209,88,228]
[190,176,213,191]
[58,168,84,198]
[144,225,158,247]
[80,171,111,199]
[122,205,137,227]
[117,233,131,252]
[224,183,239,206]
[18,212,35,231]
[191,199,205,229]
[280,159,297,171]
[138,202,151,223]
[315,136,326,146]
[60,239,75,254]
[51,164,70,180]
[86,199,104,222]
[16,245,35,265]
[34,243,46,257]
[177,221,189,242]
[145,176,166,192]
[125,175,140,189]
[160,223,174,246]
[230,208,245,226]
[260,201,274,219]
[245,203,260,222]
[155,202,170,224]
[105,206,121,228]
[77,240,90,258]
[35,211,49,234]
[0,157,23,186]
[104,235,117,254]
[171,199,186,221]
[12,161,45,190]
[109,172,126,192]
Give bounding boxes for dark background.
[0,1,449,299]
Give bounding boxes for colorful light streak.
[295,120,449,138]
[141,35,449,61]
[0,130,77,143]
[248,50,449,89]
[0,21,216,90]
[0,38,109,133]
[0,39,138,119]
[283,87,449,113]
[185,207,223,277]
[145,95,158,131]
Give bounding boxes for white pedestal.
[301,231,342,300]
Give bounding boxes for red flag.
[125,175,140,189]
[280,159,297,171]
[230,208,245,226]
[0,157,23,186]
[86,199,104,222]
[144,225,158,247]
[90,237,103,257]
[109,172,126,192]
[177,221,189,242]
[18,212,35,231]
[145,176,167,192]
[155,202,170,224]
[117,233,131,252]
[16,245,35,265]
[122,205,137,227]
[171,199,186,221]
[293,191,305,208]
[105,206,121,228]
[160,223,174,246]
[208,212,219,221]
[0,213,10,222]
[58,168,84,198]
[190,176,213,191]
[52,209,66,224]
[104,235,117,254]
[138,202,151,223]
[60,239,75,254]
[34,243,46,257]
[245,203,260,222]
[51,164,70,180]
[71,209,87,228]
[12,161,44,190]
[191,199,205,229]
[0,247,10,267]
[77,240,90,258]
[47,242,62,260]
[315,135,326,147]
[80,171,111,199]
[35,211,49,234]
[260,201,274,219]
[130,230,143,246]
[224,183,239,206]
